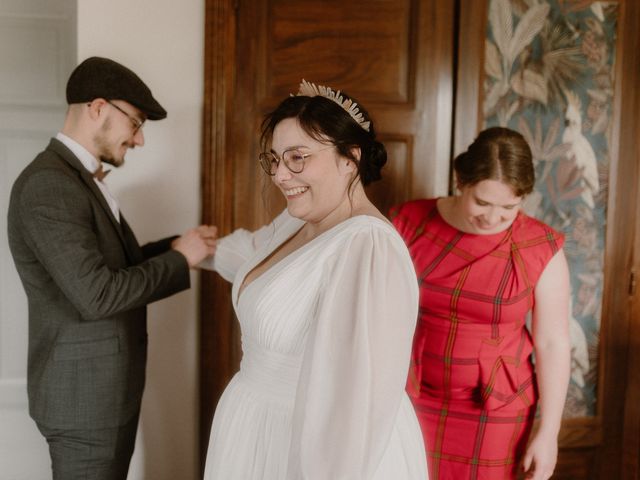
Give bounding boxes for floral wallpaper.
[482,0,619,417]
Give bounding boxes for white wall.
[77,2,204,479]
[0,1,76,478]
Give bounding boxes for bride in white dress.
[201,81,427,479]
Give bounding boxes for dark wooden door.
[200,0,456,469]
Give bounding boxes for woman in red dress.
[391,127,570,480]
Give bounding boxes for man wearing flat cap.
[7,56,216,479]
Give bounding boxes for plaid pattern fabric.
[390,199,564,480]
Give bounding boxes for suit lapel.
[46,138,137,260]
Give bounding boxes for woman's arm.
[523,249,571,480]
[199,209,296,281]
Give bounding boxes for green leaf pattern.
[482,0,619,417]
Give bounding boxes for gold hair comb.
[294,79,371,132]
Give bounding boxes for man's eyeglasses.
[106,100,145,134]
[259,146,333,175]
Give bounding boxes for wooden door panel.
[267,0,414,104]
[234,0,454,230]
[552,448,598,480]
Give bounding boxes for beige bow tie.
[93,164,111,182]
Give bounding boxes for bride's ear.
[349,146,361,163]
[340,146,360,175]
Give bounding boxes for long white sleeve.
[199,209,298,282]
[287,225,419,479]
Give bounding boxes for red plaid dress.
[390,199,564,480]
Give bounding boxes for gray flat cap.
[66,56,167,120]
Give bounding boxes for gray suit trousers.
[37,413,139,480]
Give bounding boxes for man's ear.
[86,98,107,121]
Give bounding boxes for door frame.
[200,0,238,471]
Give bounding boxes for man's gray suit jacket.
[7,138,190,430]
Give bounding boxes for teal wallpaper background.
[482,0,619,417]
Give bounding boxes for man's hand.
[172,225,217,267]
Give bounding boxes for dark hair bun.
[359,140,387,186]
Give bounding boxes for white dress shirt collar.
[54,132,121,222]
[55,132,101,175]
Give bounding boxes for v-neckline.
[234,214,391,305]
[236,223,305,302]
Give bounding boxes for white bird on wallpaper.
[569,296,590,388]
[591,2,605,22]
[562,90,600,208]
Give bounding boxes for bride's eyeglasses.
[258,146,334,175]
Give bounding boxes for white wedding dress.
[201,210,427,479]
